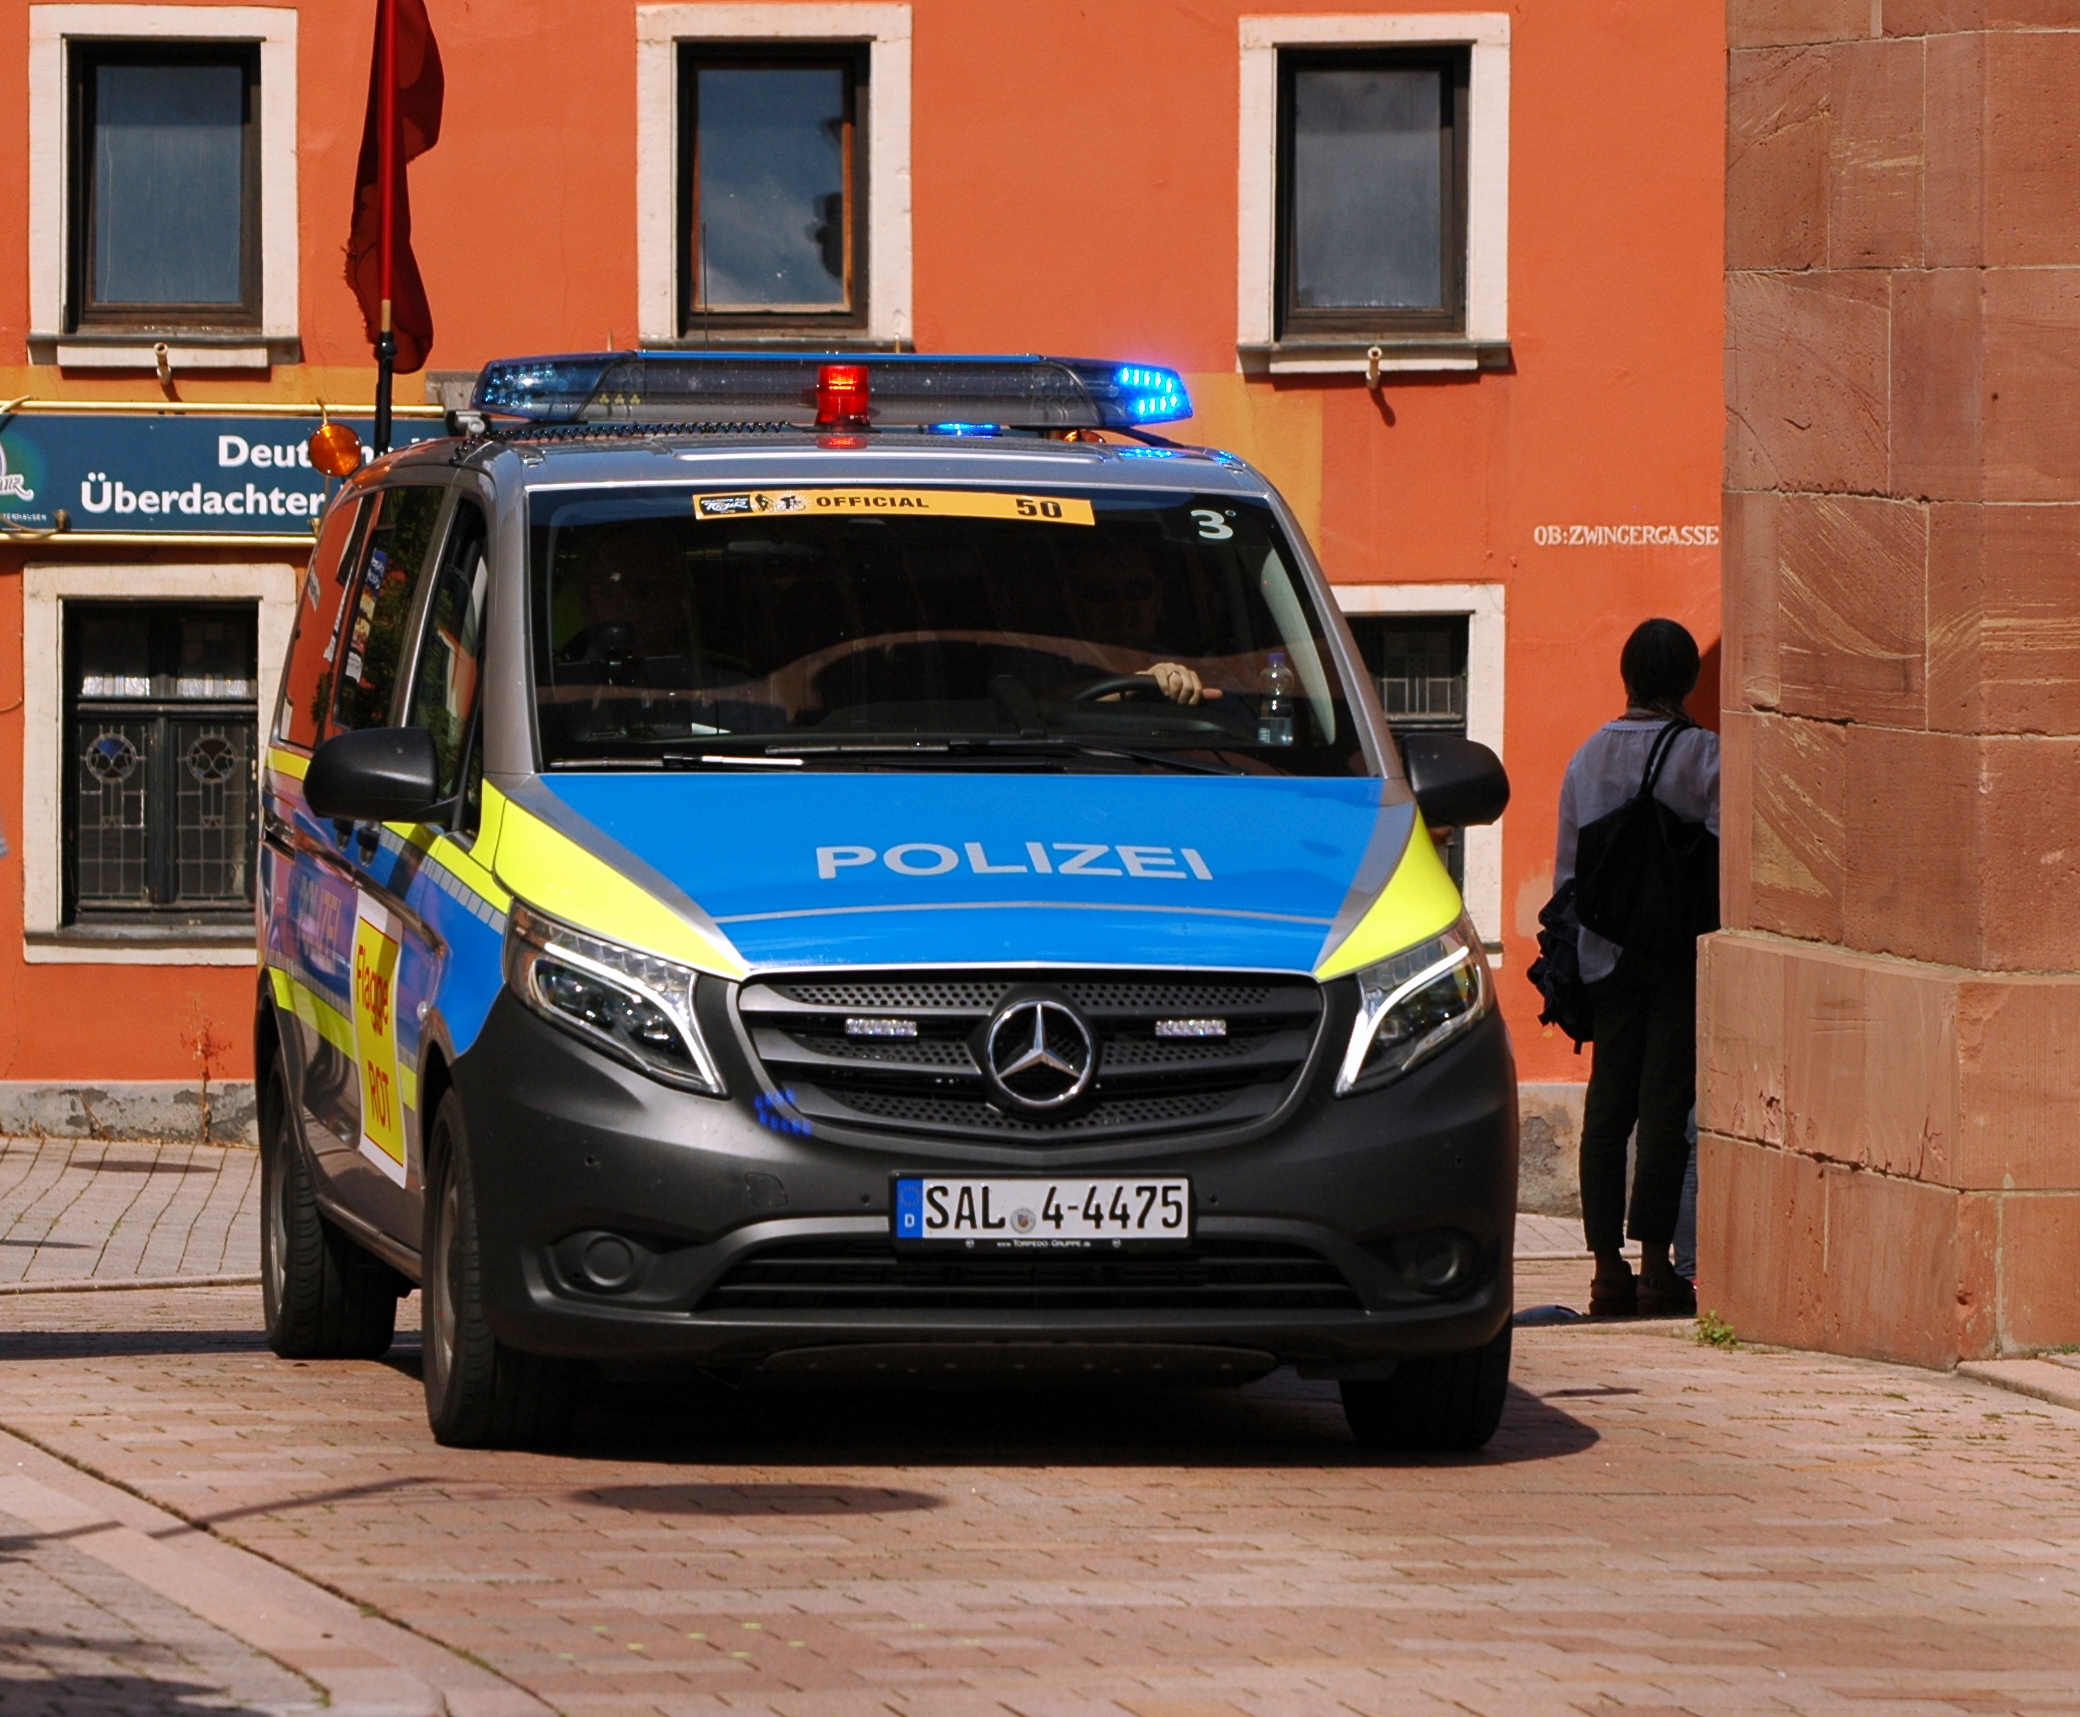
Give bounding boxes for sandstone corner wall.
[1705,0,2080,1365]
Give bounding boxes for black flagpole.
[372,0,396,454]
[374,321,395,455]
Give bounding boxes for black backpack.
[1525,878,1594,1051]
[1572,718,1719,963]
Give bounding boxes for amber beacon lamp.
[308,413,366,478]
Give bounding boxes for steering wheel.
[1069,673,1169,703]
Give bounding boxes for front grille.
[737,970,1324,1143]
[703,1238,1362,1311]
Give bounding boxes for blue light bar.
[470,353,1192,431]
[1112,365,1189,421]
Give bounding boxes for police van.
[259,353,1516,1450]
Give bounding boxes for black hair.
[1620,618,1700,711]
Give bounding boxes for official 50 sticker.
[693,489,1095,525]
[351,895,407,1187]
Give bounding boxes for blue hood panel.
[538,774,1411,973]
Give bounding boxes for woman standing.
[1552,619,1718,1317]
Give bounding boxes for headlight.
[1335,916,1490,1095]
[503,903,725,1095]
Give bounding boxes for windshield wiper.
[981,738,1246,775]
[548,752,805,770]
[765,737,1246,775]
[554,739,1248,775]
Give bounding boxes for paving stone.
[1,1285,2076,1716]
[0,1140,259,1287]
[0,1500,316,1717]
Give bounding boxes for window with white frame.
[1239,14,1509,373]
[28,6,299,368]
[1336,584,1505,949]
[21,561,296,963]
[68,43,260,331]
[1280,49,1467,340]
[680,44,868,336]
[1344,612,1469,884]
[636,4,912,349]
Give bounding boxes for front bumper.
[451,980,1519,1371]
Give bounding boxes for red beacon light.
[815,362,870,427]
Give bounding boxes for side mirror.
[305,727,441,824]
[1401,733,1510,828]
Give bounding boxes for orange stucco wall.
[0,0,1723,1085]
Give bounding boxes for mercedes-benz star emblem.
[982,994,1096,1112]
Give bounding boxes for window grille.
[66,604,257,921]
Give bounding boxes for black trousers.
[1580,950,1695,1255]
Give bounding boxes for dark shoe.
[1589,1262,1637,1318]
[1638,1271,1697,1318]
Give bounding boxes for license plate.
[894,1177,1191,1247]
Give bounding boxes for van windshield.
[528,484,1367,775]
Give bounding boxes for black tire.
[421,1091,577,1448]
[1340,1324,1512,1452]
[260,1053,398,1360]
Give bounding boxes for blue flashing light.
[1112,364,1190,423]
[474,357,613,419]
[752,1088,813,1137]
[926,422,1003,436]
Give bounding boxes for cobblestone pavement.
[1510,1213,1587,1257]
[0,1497,315,1717]
[2,1274,2076,1717]
[0,1140,259,1289]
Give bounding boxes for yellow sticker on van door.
[352,895,408,1187]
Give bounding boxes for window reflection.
[1292,66,1445,311]
[686,59,857,319]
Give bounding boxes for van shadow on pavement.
[549,1371,1601,1470]
[580,1481,947,1515]
[0,1329,273,1360]
[0,1323,1598,1470]
[371,1340,1600,1468]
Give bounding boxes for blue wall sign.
[0,410,440,536]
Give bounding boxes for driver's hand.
[1139,662,1205,705]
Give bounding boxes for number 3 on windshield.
[1191,508,1233,540]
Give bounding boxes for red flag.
[345,0,443,374]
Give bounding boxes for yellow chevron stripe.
[268,746,309,780]
[269,964,422,1115]
[271,964,355,1059]
[1313,822,1464,980]
[484,784,748,978]
[428,831,511,913]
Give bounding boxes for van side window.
[405,498,490,803]
[275,494,367,749]
[330,485,446,734]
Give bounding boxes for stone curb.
[0,1424,553,1717]
[0,1272,262,1296]
[1957,1359,2080,1414]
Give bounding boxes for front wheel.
[259,1053,398,1360]
[1341,1324,1512,1452]
[421,1091,578,1448]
